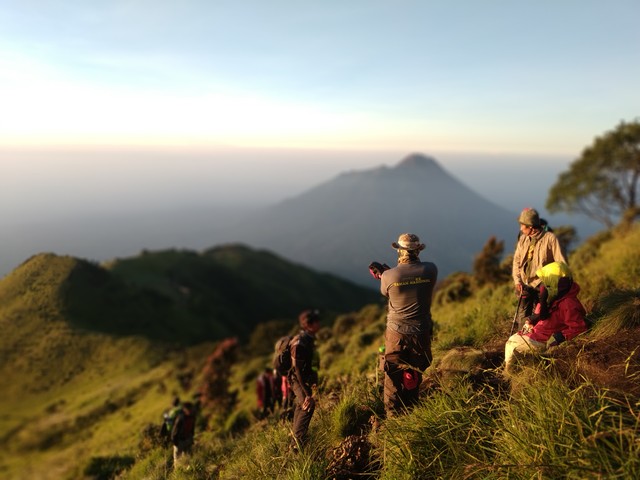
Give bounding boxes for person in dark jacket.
[171,401,196,469]
[380,233,438,417]
[287,309,321,451]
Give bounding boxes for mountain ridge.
[218,153,516,286]
[0,246,379,346]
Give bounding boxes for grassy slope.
[0,340,213,480]
[0,254,213,478]
[1,225,638,479]
[0,245,379,479]
[187,223,640,479]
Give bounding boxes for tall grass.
[374,381,498,480]
[492,377,640,479]
[590,288,640,339]
[571,225,640,306]
[433,283,514,351]
[215,418,329,480]
[371,371,640,480]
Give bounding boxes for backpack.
[273,335,293,376]
[171,407,196,444]
[160,405,181,439]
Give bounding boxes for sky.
[1,1,638,241]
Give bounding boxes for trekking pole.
[509,294,523,337]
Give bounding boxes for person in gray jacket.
[379,233,438,417]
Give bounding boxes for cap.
[518,208,541,228]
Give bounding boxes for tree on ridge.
[547,119,640,228]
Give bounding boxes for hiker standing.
[287,309,321,450]
[256,367,275,418]
[160,396,181,444]
[512,208,567,332]
[171,401,196,469]
[272,368,283,410]
[379,233,438,417]
[505,262,586,369]
[280,374,294,421]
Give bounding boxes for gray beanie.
[518,208,540,228]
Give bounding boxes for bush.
[590,288,640,339]
[83,455,135,480]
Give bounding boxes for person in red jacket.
[504,261,586,370]
[171,401,196,469]
[256,367,274,418]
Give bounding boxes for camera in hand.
[369,261,390,279]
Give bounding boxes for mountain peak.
[396,153,438,169]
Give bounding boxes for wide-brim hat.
[391,233,425,251]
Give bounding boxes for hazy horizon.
[2,147,603,279]
[3,146,571,222]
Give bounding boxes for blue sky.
[1,1,638,152]
[1,1,639,220]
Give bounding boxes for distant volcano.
[218,153,516,287]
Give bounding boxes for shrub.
[590,288,640,339]
[83,455,135,480]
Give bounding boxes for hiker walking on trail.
[171,401,196,469]
[512,208,567,332]
[377,233,438,417]
[505,262,586,370]
[272,368,283,409]
[160,396,181,445]
[288,309,321,451]
[256,367,275,418]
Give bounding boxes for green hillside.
[0,253,209,479]
[0,245,379,479]
[1,245,379,345]
[1,226,639,479]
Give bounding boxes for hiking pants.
[173,438,193,469]
[504,333,546,368]
[384,328,432,415]
[289,378,315,448]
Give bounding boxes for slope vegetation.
[158,222,640,479]
[0,245,378,479]
[1,225,638,479]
